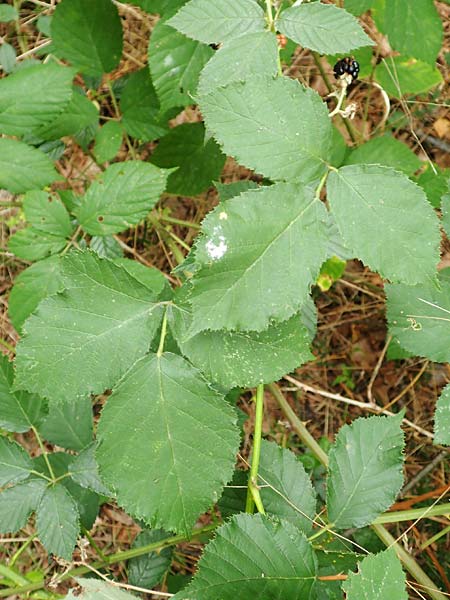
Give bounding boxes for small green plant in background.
[0,0,449,598]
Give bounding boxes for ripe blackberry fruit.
[333,57,360,81]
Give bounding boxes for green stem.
[157,309,168,357]
[106,80,136,159]
[0,564,29,587]
[315,170,329,200]
[82,527,107,562]
[158,215,201,230]
[31,426,55,481]
[245,384,266,514]
[268,383,328,466]
[0,524,217,598]
[270,383,447,600]
[9,535,36,568]
[265,0,274,31]
[373,503,450,524]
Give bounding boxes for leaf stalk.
[245,384,266,514]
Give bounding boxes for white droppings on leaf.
[219,211,228,220]
[163,55,174,67]
[205,225,228,260]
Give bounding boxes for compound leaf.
[150,122,225,196]
[327,165,440,285]
[168,0,265,44]
[343,548,407,600]
[38,396,93,452]
[0,138,62,193]
[120,68,168,142]
[277,3,372,55]
[23,190,73,238]
[76,161,169,235]
[434,384,450,446]
[97,352,240,534]
[343,135,421,176]
[0,63,74,136]
[200,75,331,183]
[0,437,33,486]
[174,513,317,599]
[128,529,173,589]
[380,0,442,66]
[70,444,110,495]
[36,484,80,560]
[327,414,404,529]
[259,440,316,535]
[51,0,123,76]
[170,288,313,389]
[386,276,450,363]
[0,354,47,433]
[149,21,213,114]
[189,183,329,332]
[0,479,47,534]
[15,252,164,403]
[197,32,279,97]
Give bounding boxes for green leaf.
[0,42,17,73]
[258,440,316,535]
[442,184,450,235]
[380,0,442,65]
[23,190,73,237]
[70,444,110,495]
[8,227,67,261]
[36,89,99,142]
[327,165,440,284]
[168,0,265,44]
[38,396,93,452]
[128,529,173,589]
[93,120,123,163]
[434,384,450,446]
[34,452,100,530]
[386,277,450,362]
[149,21,213,113]
[217,469,247,518]
[0,437,33,486]
[90,235,123,259]
[114,258,170,299]
[120,68,168,142]
[189,183,329,332]
[150,123,225,196]
[200,75,331,183]
[197,32,279,97]
[375,56,443,98]
[0,4,18,21]
[343,135,421,176]
[0,480,46,535]
[0,138,62,193]
[343,548,407,600]
[175,513,317,599]
[277,3,372,55]
[36,484,80,560]
[327,414,404,529]
[215,180,259,202]
[0,63,74,136]
[416,165,449,209]
[97,352,240,534]
[170,288,313,389]
[343,0,376,16]
[15,252,164,403]
[76,161,169,235]
[51,0,123,76]
[0,354,47,433]
[8,257,63,333]
[65,579,137,600]
[316,547,362,600]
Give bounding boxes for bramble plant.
[0,0,449,598]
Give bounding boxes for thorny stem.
[31,426,56,481]
[270,383,448,600]
[0,525,218,598]
[245,384,266,515]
